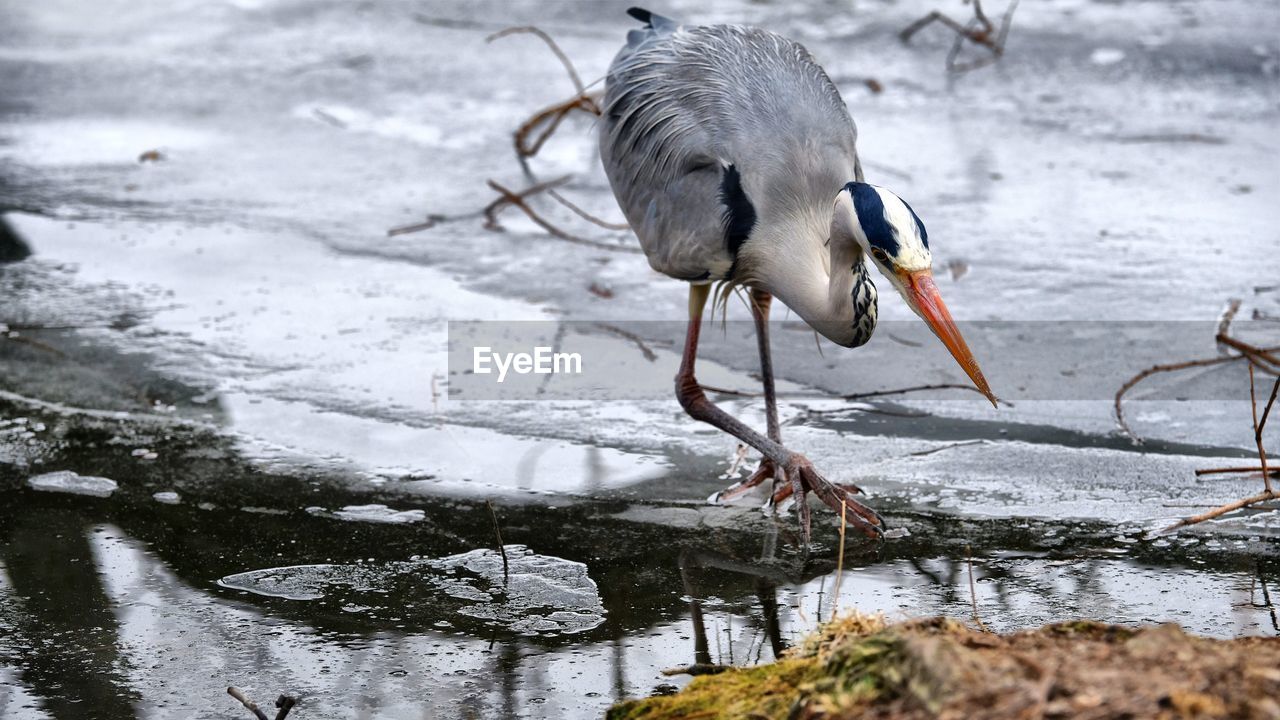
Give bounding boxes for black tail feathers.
[626,7,653,26]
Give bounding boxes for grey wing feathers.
[599,12,859,282]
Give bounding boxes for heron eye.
[870,248,889,263]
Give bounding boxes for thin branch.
[900,0,1019,74]
[485,500,509,586]
[1194,466,1280,478]
[842,383,999,403]
[595,323,659,362]
[227,688,268,720]
[1160,489,1280,534]
[546,188,631,231]
[1114,354,1245,442]
[1250,366,1278,493]
[227,687,296,720]
[830,499,848,622]
[1217,298,1242,344]
[967,545,989,632]
[485,179,643,253]
[486,26,585,95]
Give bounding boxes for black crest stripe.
[720,164,757,273]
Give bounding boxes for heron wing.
[599,15,860,282]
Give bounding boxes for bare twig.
[273,697,297,720]
[227,687,268,720]
[1114,354,1245,442]
[486,26,586,95]
[595,323,659,362]
[843,383,1002,404]
[227,687,297,720]
[485,500,510,586]
[1216,299,1242,345]
[1194,466,1280,478]
[908,439,985,457]
[546,188,631,230]
[966,545,989,632]
[486,179,643,253]
[830,499,848,622]
[1160,489,1280,533]
[901,0,1020,74]
[1250,366,1279,493]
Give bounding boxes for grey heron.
[599,8,995,541]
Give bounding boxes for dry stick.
[486,179,643,253]
[485,500,510,585]
[273,697,297,720]
[1251,367,1279,493]
[486,26,587,95]
[1217,333,1280,374]
[1160,489,1280,534]
[1114,353,1245,442]
[1163,368,1280,533]
[512,94,600,162]
[546,188,631,231]
[228,687,296,720]
[966,545,989,632]
[830,499,848,623]
[948,0,1019,73]
[1217,298,1242,341]
[1194,466,1280,478]
[843,383,995,402]
[227,688,269,720]
[900,0,1019,73]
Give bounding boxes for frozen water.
[151,491,181,504]
[27,471,117,498]
[429,545,607,636]
[216,545,606,635]
[312,503,426,524]
[218,563,387,601]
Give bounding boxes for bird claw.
[784,455,885,544]
[708,453,884,545]
[709,458,777,505]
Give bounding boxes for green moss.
[608,614,908,720]
[1042,620,1136,641]
[605,657,824,720]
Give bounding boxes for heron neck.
[752,211,878,348]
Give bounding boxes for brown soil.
[608,614,1280,720]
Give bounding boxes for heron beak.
[901,270,997,407]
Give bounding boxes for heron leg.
[713,289,795,508]
[676,285,883,541]
[709,290,782,505]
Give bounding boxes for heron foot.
[707,458,779,505]
[781,454,883,544]
[708,453,884,544]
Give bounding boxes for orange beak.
[901,270,997,407]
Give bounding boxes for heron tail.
[625,7,678,31]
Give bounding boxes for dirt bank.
[609,612,1280,719]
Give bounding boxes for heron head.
[833,182,995,405]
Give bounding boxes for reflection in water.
[0,500,1276,719]
[0,511,137,718]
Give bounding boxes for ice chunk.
[1090,48,1126,66]
[216,545,606,635]
[428,545,606,635]
[218,564,386,601]
[28,470,117,498]
[306,503,426,524]
[153,491,181,505]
